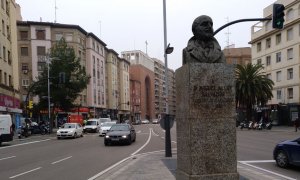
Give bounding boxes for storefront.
[0,94,22,127]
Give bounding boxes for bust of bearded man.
[183,15,225,64]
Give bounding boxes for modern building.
[223,47,251,65]
[249,0,299,125]
[0,0,22,123]
[105,49,130,121]
[153,58,176,119]
[122,50,155,122]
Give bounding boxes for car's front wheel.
[73,133,77,139]
[275,150,289,168]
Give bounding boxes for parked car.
[104,124,136,146]
[83,118,101,133]
[57,123,83,139]
[152,119,160,124]
[99,121,116,136]
[273,137,300,168]
[141,119,150,124]
[0,115,14,145]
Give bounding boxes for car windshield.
[102,122,115,127]
[86,121,97,125]
[62,124,75,128]
[110,125,129,131]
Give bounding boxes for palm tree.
[235,63,274,122]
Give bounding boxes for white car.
[57,123,83,139]
[141,119,150,124]
[99,122,116,136]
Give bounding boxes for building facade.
[0,0,22,123]
[250,0,299,125]
[223,47,251,65]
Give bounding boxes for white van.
[83,118,101,133]
[0,115,14,145]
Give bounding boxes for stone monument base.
[175,63,239,180]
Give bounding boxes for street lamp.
[47,56,51,133]
[163,0,173,157]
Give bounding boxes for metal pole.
[163,0,172,157]
[47,58,51,133]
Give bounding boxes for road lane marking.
[0,156,16,161]
[51,156,72,164]
[151,129,159,136]
[136,130,141,134]
[9,167,41,179]
[239,161,297,180]
[0,139,51,150]
[131,128,152,156]
[239,160,275,163]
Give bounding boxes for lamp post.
[47,56,51,133]
[163,0,173,158]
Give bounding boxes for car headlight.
[122,135,127,138]
[105,135,109,138]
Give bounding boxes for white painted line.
[151,129,159,136]
[0,156,16,161]
[9,167,41,179]
[88,128,153,180]
[131,128,152,156]
[136,130,141,134]
[0,139,51,150]
[51,156,72,164]
[239,161,296,180]
[239,160,275,163]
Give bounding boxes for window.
[37,46,46,56]
[266,38,271,48]
[22,63,28,70]
[8,75,12,86]
[276,52,281,63]
[257,59,262,64]
[276,33,281,44]
[0,70,2,83]
[276,71,282,82]
[287,48,293,60]
[3,46,6,61]
[36,30,45,40]
[6,25,10,40]
[21,47,28,56]
[287,68,293,80]
[22,79,29,86]
[277,90,282,99]
[65,33,73,42]
[4,72,7,85]
[7,50,11,65]
[288,88,293,99]
[20,31,28,40]
[266,56,271,66]
[286,9,294,21]
[287,28,293,41]
[1,0,4,9]
[55,33,63,41]
[37,62,45,71]
[2,20,4,35]
[257,42,261,52]
[266,73,271,80]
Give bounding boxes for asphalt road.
[0,124,299,180]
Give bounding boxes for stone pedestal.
[175,63,239,180]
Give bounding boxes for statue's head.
[192,15,214,41]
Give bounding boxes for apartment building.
[0,0,22,121]
[153,58,176,119]
[249,0,299,125]
[118,57,130,120]
[86,33,107,117]
[17,21,109,122]
[122,50,155,121]
[223,47,251,65]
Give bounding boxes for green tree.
[32,38,90,126]
[235,63,274,122]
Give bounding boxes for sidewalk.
[91,150,288,180]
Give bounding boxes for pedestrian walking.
[294,118,300,132]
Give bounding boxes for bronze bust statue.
[183,15,225,64]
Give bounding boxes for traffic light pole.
[213,18,272,36]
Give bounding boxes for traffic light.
[272,4,285,29]
[28,100,33,109]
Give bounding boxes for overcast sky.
[16,0,276,70]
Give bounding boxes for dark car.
[104,124,136,146]
[273,137,300,168]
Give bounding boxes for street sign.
[160,116,174,130]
